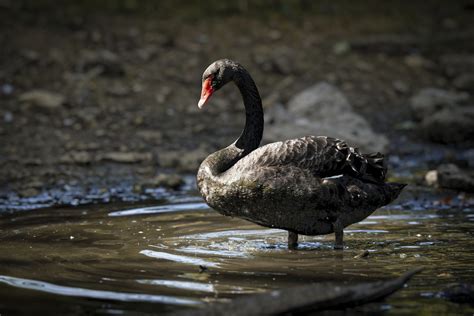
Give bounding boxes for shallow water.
[0,196,473,315]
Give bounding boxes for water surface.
[0,196,473,314]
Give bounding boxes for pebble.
[60,151,94,164]
[354,250,370,259]
[333,41,350,55]
[404,54,430,68]
[1,83,14,95]
[4,111,13,123]
[101,152,153,163]
[19,90,65,109]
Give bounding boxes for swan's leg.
[333,220,344,250]
[288,231,298,250]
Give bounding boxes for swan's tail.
[346,148,387,183]
[385,182,407,203]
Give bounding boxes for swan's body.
[196,59,405,249]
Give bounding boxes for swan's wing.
[235,136,386,182]
[246,136,347,177]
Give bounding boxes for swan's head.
[198,59,240,109]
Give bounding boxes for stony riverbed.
[1,1,474,211]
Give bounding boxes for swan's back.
[226,136,386,184]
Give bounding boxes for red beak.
[198,77,214,109]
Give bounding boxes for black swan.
[196,59,405,250]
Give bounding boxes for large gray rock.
[421,107,474,144]
[425,164,474,192]
[264,82,389,153]
[409,88,469,120]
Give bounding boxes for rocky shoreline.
[1,2,474,211]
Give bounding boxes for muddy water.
[0,196,473,315]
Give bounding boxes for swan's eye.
[207,74,217,88]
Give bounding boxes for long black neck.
[234,68,264,154]
[200,67,264,177]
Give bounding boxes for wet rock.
[23,158,43,166]
[48,48,66,65]
[155,86,171,104]
[19,90,65,109]
[106,82,131,97]
[440,283,474,305]
[142,174,184,190]
[18,187,40,198]
[267,30,281,40]
[425,170,438,187]
[420,107,474,144]
[101,152,153,163]
[59,151,94,164]
[137,130,163,142]
[136,45,158,62]
[409,88,469,120]
[1,83,14,96]
[20,49,40,63]
[3,111,13,123]
[425,164,474,192]
[354,250,370,259]
[333,41,351,55]
[354,60,374,72]
[27,179,45,190]
[394,120,416,131]
[392,80,409,94]
[453,73,474,91]
[404,54,431,68]
[410,87,473,144]
[265,82,389,153]
[79,50,124,76]
[437,164,474,192]
[440,54,474,76]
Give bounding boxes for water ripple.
[140,249,220,268]
[176,246,248,258]
[137,279,215,293]
[108,202,209,217]
[0,275,199,306]
[182,229,281,240]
